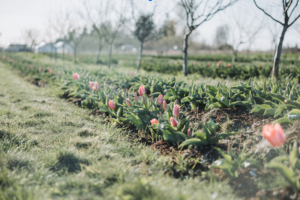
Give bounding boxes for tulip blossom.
[89,82,94,89]
[150,118,159,125]
[170,117,178,127]
[57,71,61,76]
[173,104,180,117]
[126,98,131,106]
[73,73,79,80]
[192,62,195,66]
[134,92,138,102]
[39,67,42,72]
[138,85,145,96]
[46,67,49,71]
[259,65,262,69]
[284,65,287,68]
[163,100,167,111]
[49,70,52,74]
[2,55,6,59]
[130,71,134,77]
[92,82,99,91]
[207,63,211,67]
[187,128,191,137]
[228,63,231,68]
[158,94,163,105]
[217,61,222,66]
[108,100,115,110]
[262,123,285,147]
[28,65,33,69]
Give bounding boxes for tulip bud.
[73,73,79,80]
[130,71,134,77]
[49,70,52,74]
[163,100,167,110]
[228,63,231,68]
[173,104,180,117]
[108,100,115,110]
[158,94,163,105]
[134,92,138,102]
[89,82,94,89]
[170,117,178,127]
[92,82,99,91]
[126,98,131,106]
[123,92,126,98]
[46,67,49,71]
[262,123,285,147]
[187,128,191,137]
[57,71,61,76]
[138,85,145,96]
[150,118,159,125]
[39,67,42,72]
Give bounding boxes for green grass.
[0,62,241,199]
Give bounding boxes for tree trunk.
[137,41,144,72]
[272,25,288,78]
[183,32,191,76]
[95,42,103,65]
[62,39,65,61]
[232,50,237,63]
[108,44,113,68]
[73,46,77,64]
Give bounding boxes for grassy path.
[0,62,238,200]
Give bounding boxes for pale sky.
[0,0,299,51]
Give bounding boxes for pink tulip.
[57,71,61,76]
[2,55,5,59]
[173,104,180,117]
[228,63,231,68]
[218,61,222,67]
[49,70,52,74]
[28,65,33,69]
[163,100,167,110]
[262,123,286,147]
[158,94,163,105]
[134,92,138,102]
[92,82,99,91]
[138,85,145,96]
[284,65,287,68]
[39,67,42,72]
[150,118,159,125]
[126,98,131,106]
[108,100,115,110]
[73,73,79,80]
[130,71,134,77]
[187,128,191,137]
[89,82,94,89]
[192,62,195,66]
[170,117,178,127]
[46,67,49,71]
[207,63,211,67]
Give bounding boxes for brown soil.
[30,78,47,87]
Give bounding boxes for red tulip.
[170,117,178,127]
[73,73,79,80]
[138,85,145,96]
[39,67,42,72]
[259,65,262,69]
[142,60,145,64]
[192,62,195,66]
[163,100,167,111]
[108,100,115,109]
[92,82,99,91]
[89,82,94,89]
[126,98,131,106]
[134,92,138,102]
[2,55,6,59]
[130,71,134,77]
[187,128,191,137]
[57,71,61,76]
[46,67,49,71]
[207,63,211,67]
[150,118,159,125]
[284,65,287,68]
[228,63,231,68]
[158,94,163,105]
[173,104,180,117]
[49,70,52,74]
[218,61,222,67]
[262,123,285,147]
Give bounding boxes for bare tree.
[49,10,73,61]
[23,28,39,51]
[179,0,238,76]
[253,0,300,78]
[68,27,86,63]
[266,18,280,54]
[44,28,58,60]
[214,25,229,48]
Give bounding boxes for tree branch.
[253,0,284,25]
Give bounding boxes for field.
[1,52,300,199]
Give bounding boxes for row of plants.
[141,59,300,81]
[2,53,300,193]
